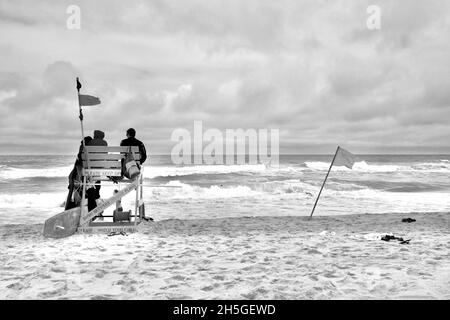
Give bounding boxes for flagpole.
[76,77,89,221]
[309,146,340,219]
[76,77,86,147]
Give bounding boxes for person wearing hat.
[86,130,108,215]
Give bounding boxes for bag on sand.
[122,146,140,180]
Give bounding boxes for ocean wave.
[323,188,450,206]
[410,162,450,172]
[305,161,450,173]
[143,164,267,179]
[148,180,262,199]
[252,179,317,195]
[147,180,319,201]
[305,161,402,172]
[0,163,268,180]
[1,180,449,225]
[2,159,450,181]
[0,192,67,209]
[145,178,450,202]
[0,165,73,180]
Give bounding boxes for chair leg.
[134,182,139,226]
[80,176,87,227]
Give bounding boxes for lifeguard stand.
[77,145,144,233]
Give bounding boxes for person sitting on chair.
[120,128,151,221]
[86,130,108,214]
[89,130,108,147]
[65,136,92,210]
[120,128,147,164]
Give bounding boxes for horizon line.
[1,153,450,156]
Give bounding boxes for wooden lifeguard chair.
[42,78,149,238]
[77,145,144,234]
[43,145,145,238]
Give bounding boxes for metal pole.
[76,77,90,222]
[76,78,91,169]
[309,146,340,219]
[76,78,86,149]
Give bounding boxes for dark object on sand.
[108,231,128,237]
[381,235,411,244]
[113,208,131,222]
[402,218,416,223]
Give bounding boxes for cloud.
[0,0,449,154]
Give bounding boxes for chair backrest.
[81,146,140,179]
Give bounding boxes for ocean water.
[0,154,450,225]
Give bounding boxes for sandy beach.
[1,212,449,300]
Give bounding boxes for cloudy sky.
[0,0,449,155]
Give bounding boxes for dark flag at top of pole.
[76,77,101,106]
[76,77,101,157]
[309,146,357,219]
[79,94,101,106]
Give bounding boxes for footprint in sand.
[309,275,319,281]
[38,282,68,299]
[6,282,25,290]
[335,264,350,270]
[241,265,254,272]
[170,275,186,281]
[95,270,107,278]
[323,272,339,278]
[241,292,258,299]
[201,283,220,291]
[90,294,115,300]
[201,285,216,291]
[197,266,209,272]
[161,284,179,290]
[140,271,158,277]
[50,267,66,273]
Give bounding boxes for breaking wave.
[144,164,267,179]
[148,180,262,199]
[0,192,67,209]
[305,161,450,173]
[1,159,450,181]
[0,166,73,180]
[0,164,269,180]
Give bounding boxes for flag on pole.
[309,146,357,218]
[333,147,357,169]
[79,94,101,106]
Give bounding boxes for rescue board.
[43,207,81,238]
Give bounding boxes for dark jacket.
[120,137,147,164]
[76,136,92,162]
[89,130,108,146]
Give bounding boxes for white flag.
[333,147,356,169]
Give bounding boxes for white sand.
[1,212,449,299]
